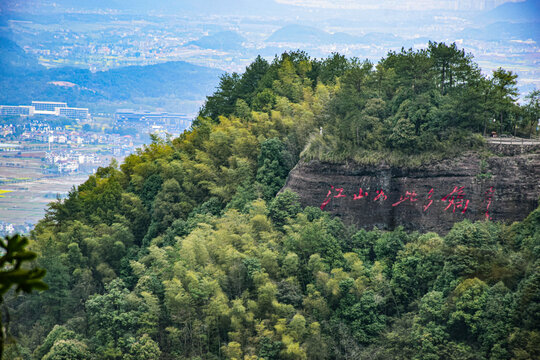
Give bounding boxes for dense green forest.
[4,44,540,360]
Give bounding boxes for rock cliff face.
[283,144,540,233]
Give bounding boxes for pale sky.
[274,0,523,11]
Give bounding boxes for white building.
[0,101,91,120]
[31,101,67,112]
[0,105,34,116]
[59,107,90,120]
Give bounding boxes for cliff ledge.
[283,144,540,233]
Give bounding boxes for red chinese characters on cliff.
[441,186,470,214]
[353,188,368,200]
[392,191,418,207]
[320,186,346,210]
[423,188,434,212]
[373,189,388,202]
[484,186,495,220]
[320,185,492,216]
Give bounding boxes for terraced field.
[0,154,88,225]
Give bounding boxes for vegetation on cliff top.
[201,43,538,166]
[4,44,540,359]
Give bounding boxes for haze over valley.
[2,0,539,102]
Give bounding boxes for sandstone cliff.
[283,143,540,233]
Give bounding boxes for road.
[486,137,540,146]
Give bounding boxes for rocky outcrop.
[283,145,540,233]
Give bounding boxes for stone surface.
[283,145,540,233]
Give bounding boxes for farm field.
[0,152,89,225]
[0,174,88,224]
[0,157,44,180]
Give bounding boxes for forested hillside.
[0,37,222,108]
[5,44,540,360]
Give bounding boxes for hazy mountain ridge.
[479,0,540,22]
[16,0,292,16]
[266,24,403,45]
[459,21,540,41]
[0,36,44,73]
[0,39,223,107]
[187,30,247,51]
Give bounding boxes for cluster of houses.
[47,152,97,174]
[1,124,15,137]
[0,221,33,236]
[45,150,100,173]
[45,142,134,174]
[1,125,136,149]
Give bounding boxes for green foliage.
[6,48,539,360]
[0,234,47,360]
[256,138,292,201]
[268,190,302,228]
[301,43,524,165]
[139,174,162,209]
[42,340,90,360]
[523,90,540,138]
[34,325,79,360]
[0,235,47,297]
[123,334,161,360]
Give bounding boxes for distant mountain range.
[0,39,223,107]
[187,31,246,51]
[0,36,44,73]
[266,24,402,45]
[19,0,292,16]
[479,0,540,23]
[1,0,536,109]
[8,0,535,17]
[459,21,540,42]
